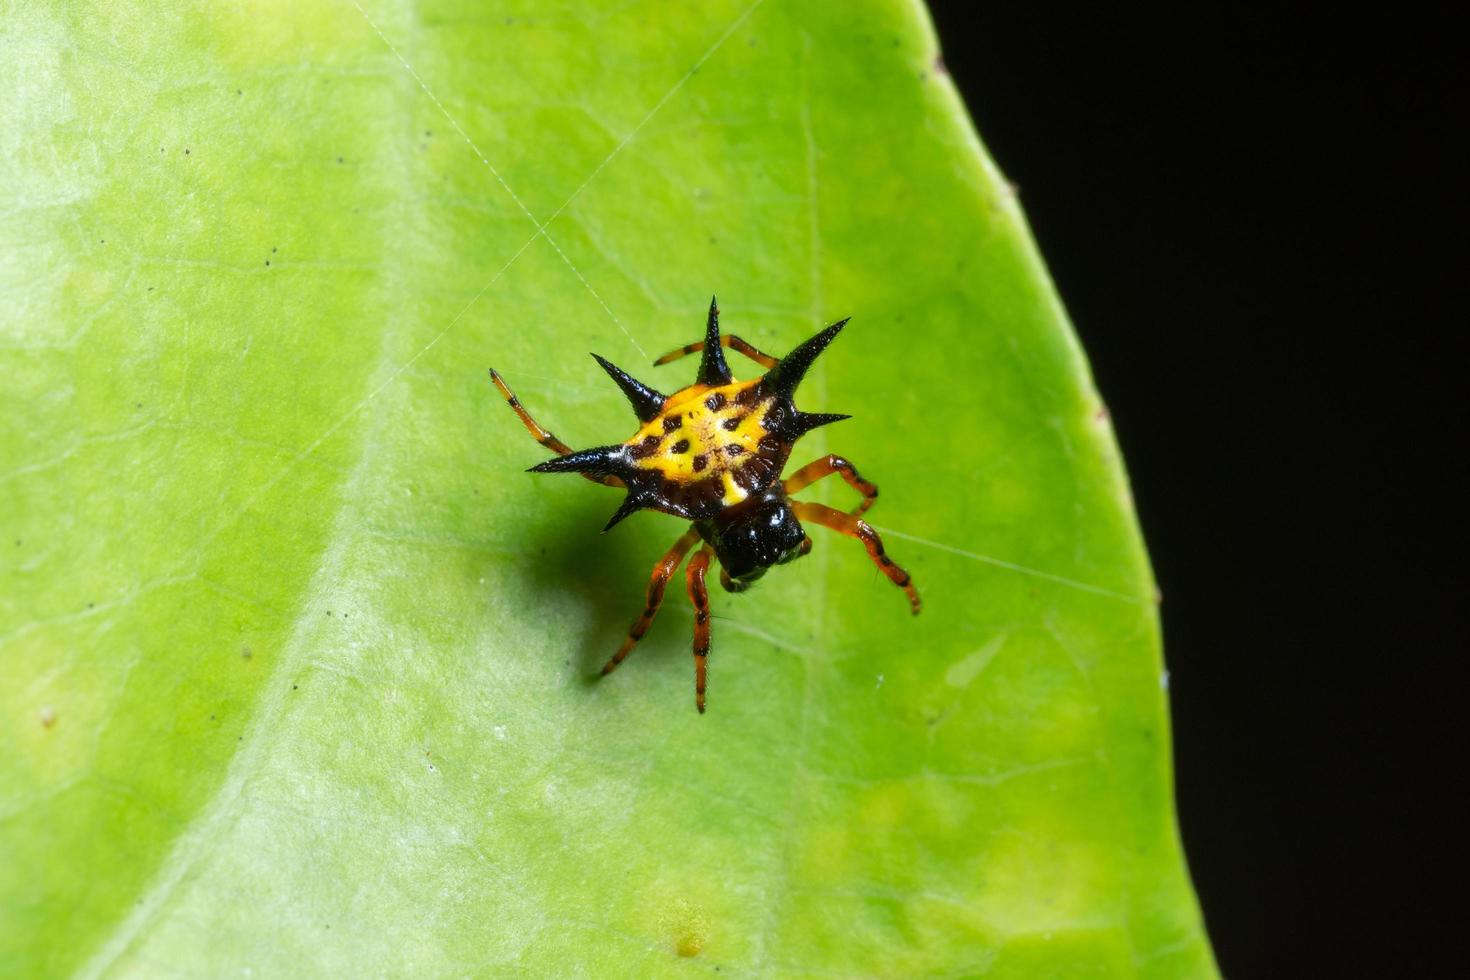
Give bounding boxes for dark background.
[924,4,1462,976]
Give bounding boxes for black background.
[924,4,1462,976]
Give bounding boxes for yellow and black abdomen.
[623,379,793,519]
[521,299,850,532]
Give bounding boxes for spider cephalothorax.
[490,297,919,712]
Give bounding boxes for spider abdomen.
[626,379,791,519]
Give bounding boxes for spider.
[489,297,920,713]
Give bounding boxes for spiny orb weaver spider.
[489,297,920,713]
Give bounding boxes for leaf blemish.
[672,906,707,958]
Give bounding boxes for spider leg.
[686,544,716,713]
[783,454,879,516]
[791,501,920,614]
[652,334,779,370]
[600,527,702,676]
[489,369,625,488]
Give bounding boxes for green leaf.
[1,0,1214,975]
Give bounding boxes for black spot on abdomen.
[630,434,660,459]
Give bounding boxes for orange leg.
[783,454,880,516]
[791,501,920,614]
[653,334,779,370]
[686,545,715,713]
[600,527,701,676]
[489,368,624,488]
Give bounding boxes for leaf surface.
[0,1,1213,975]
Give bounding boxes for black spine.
[592,354,666,423]
[602,492,647,531]
[528,445,628,477]
[764,317,849,396]
[791,412,852,436]
[696,295,733,386]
